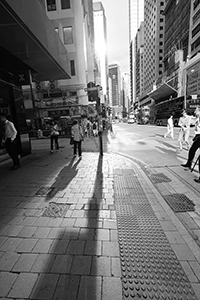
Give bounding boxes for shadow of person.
[30,155,104,300]
[45,157,82,201]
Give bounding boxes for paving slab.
[0,136,200,299]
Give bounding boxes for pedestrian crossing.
[108,132,134,145]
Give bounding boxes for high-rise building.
[143,0,165,95]
[129,0,140,104]
[135,22,144,100]
[108,63,122,107]
[122,72,131,114]
[182,0,200,107]
[188,0,200,58]
[44,0,96,106]
[93,1,108,104]
[163,0,190,93]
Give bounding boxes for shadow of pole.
[30,154,104,300]
[45,157,81,201]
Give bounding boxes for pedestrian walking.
[86,119,92,139]
[164,115,174,139]
[181,106,200,173]
[50,120,59,153]
[71,119,84,158]
[92,121,98,137]
[177,110,191,150]
[0,113,20,170]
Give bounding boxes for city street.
[0,124,200,299]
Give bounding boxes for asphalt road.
[108,123,191,168]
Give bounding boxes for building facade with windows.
[122,72,131,116]
[163,0,190,94]
[28,0,97,133]
[43,0,95,105]
[189,0,200,58]
[135,21,144,100]
[143,0,165,96]
[108,63,122,118]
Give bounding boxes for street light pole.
[96,97,103,156]
[86,81,103,156]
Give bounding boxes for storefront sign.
[14,70,30,86]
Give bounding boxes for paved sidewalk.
[0,135,200,299]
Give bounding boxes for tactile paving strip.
[114,169,197,300]
[149,173,172,184]
[163,194,195,212]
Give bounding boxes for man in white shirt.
[178,110,191,150]
[164,115,174,139]
[181,107,200,175]
[0,113,20,170]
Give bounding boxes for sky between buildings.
[96,0,144,74]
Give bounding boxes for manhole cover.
[35,187,55,196]
[149,173,171,184]
[42,202,70,217]
[163,194,195,212]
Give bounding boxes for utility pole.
[85,82,103,156]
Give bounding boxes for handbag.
[70,137,74,145]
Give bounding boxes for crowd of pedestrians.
[1,107,199,183]
[164,107,200,183]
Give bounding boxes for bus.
[136,106,150,124]
[154,96,200,127]
[155,97,183,126]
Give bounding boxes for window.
[61,0,70,9]
[63,27,73,44]
[70,60,75,76]
[46,0,56,11]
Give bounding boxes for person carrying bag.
[71,119,83,157]
[50,120,59,153]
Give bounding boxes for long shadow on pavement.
[45,156,82,201]
[30,155,103,300]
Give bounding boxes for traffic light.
[108,106,112,115]
[88,90,98,102]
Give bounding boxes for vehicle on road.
[128,113,136,124]
[155,96,199,127]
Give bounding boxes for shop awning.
[148,83,177,102]
[0,0,71,81]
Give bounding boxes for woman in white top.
[164,115,174,139]
[71,119,83,157]
[178,110,191,150]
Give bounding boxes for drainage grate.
[114,169,197,300]
[163,194,195,212]
[35,187,55,196]
[42,202,70,217]
[149,173,172,184]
